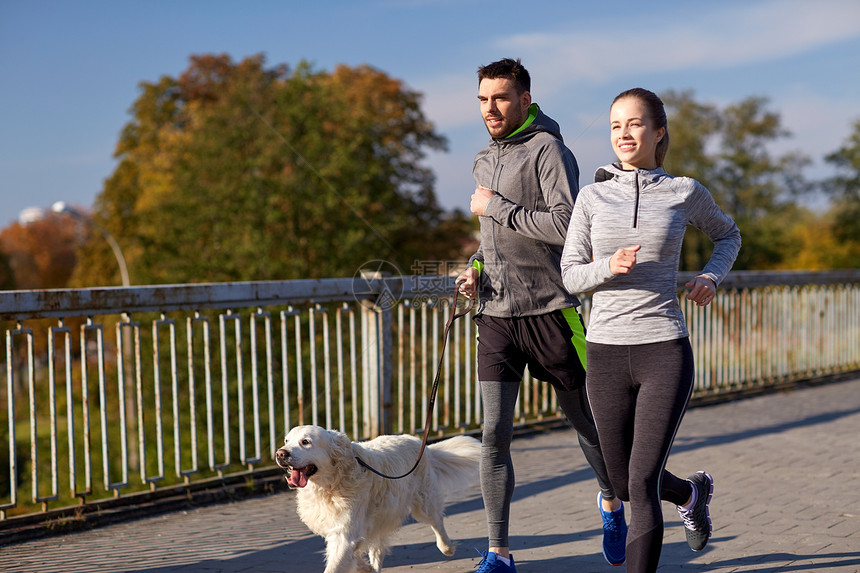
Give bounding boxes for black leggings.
[586,338,695,573]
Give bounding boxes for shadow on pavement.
[707,551,860,572]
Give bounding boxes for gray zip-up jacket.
[469,104,581,317]
[560,163,741,345]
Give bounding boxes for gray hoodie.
[560,163,742,345]
[469,104,581,317]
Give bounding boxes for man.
[457,58,627,572]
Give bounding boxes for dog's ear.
[326,430,354,467]
[320,429,361,489]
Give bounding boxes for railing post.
[379,303,393,436]
[359,271,394,438]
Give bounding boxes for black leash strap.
[355,285,474,479]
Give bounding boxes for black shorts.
[474,308,587,391]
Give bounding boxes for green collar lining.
[505,103,539,139]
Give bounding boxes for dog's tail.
[426,435,481,494]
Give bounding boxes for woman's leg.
[585,342,636,504]
[624,338,695,572]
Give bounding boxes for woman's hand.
[609,245,641,275]
[685,275,717,306]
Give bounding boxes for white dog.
[275,425,481,573]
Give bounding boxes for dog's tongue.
[288,468,309,488]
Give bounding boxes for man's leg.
[511,309,629,565]
[542,309,627,566]
[480,378,520,555]
[541,309,616,500]
[554,385,614,499]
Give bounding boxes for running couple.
[458,58,741,573]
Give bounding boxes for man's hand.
[685,275,717,306]
[457,267,480,299]
[470,185,496,217]
[609,245,641,275]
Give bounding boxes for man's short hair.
[477,58,530,94]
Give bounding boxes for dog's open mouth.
[286,465,317,488]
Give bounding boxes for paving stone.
[0,377,857,572]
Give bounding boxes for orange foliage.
[0,212,83,289]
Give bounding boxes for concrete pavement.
[0,376,858,572]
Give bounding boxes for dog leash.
[355,284,474,479]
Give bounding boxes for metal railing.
[1,270,858,523]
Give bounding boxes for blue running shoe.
[474,550,517,573]
[598,492,627,566]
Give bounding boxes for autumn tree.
[0,213,80,289]
[779,208,858,269]
[662,91,811,270]
[0,213,85,392]
[0,251,15,291]
[73,54,469,287]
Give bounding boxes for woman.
[560,88,741,571]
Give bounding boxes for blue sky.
[2,0,860,227]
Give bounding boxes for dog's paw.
[438,540,456,557]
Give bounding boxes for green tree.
[823,119,860,250]
[73,54,468,286]
[661,90,721,272]
[661,91,811,271]
[714,96,810,270]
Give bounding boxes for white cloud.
[499,0,860,97]
[411,0,860,211]
[417,0,860,139]
[413,73,477,131]
[772,88,859,170]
